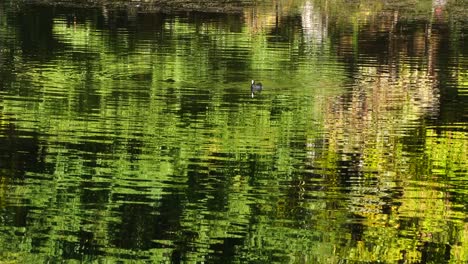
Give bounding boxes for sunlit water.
[0,0,467,263]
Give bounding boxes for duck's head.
[251,80,255,85]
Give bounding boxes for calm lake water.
[0,0,467,262]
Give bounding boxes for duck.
[251,80,263,98]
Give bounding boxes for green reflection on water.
[0,0,467,263]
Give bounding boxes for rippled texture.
[0,0,467,262]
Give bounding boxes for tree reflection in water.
[0,0,466,262]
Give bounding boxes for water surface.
[0,0,467,263]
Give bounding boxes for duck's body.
[251,80,263,97]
